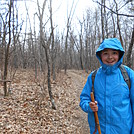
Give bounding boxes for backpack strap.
[119,64,131,89]
[92,69,98,94]
[91,65,131,91]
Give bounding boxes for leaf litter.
[0,69,90,134]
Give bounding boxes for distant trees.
[0,0,134,103]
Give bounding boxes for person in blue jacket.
[79,38,134,134]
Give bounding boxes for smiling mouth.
[108,61,114,63]
[107,62,114,64]
[106,61,115,64]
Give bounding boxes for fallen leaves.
[0,69,90,134]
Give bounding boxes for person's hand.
[89,101,98,112]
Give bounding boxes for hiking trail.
[67,70,90,134]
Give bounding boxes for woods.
[0,0,134,133]
[0,0,134,122]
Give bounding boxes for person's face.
[101,49,119,65]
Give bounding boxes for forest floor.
[0,69,90,134]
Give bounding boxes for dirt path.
[67,70,90,134]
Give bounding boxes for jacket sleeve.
[128,68,134,134]
[79,73,93,113]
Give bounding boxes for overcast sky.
[17,0,97,33]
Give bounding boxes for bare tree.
[114,0,124,47]
[50,0,56,80]
[79,20,84,70]
[101,0,105,40]
[37,0,56,109]
[2,0,12,96]
[64,0,78,74]
[64,18,70,74]
[126,25,134,68]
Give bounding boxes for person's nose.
[108,54,112,59]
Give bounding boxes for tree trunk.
[126,26,134,68]
[37,0,56,109]
[114,0,124,47]
[43,45,56,110]
[79,34,83,70]
[64,24,69,74]
[3,0,12,96]
[50,0,56,80]
[101,0,105,40]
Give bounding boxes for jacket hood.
[96,38,125,74]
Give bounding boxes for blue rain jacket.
[80,38,134,134]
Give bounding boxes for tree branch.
[93,0,134,17]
